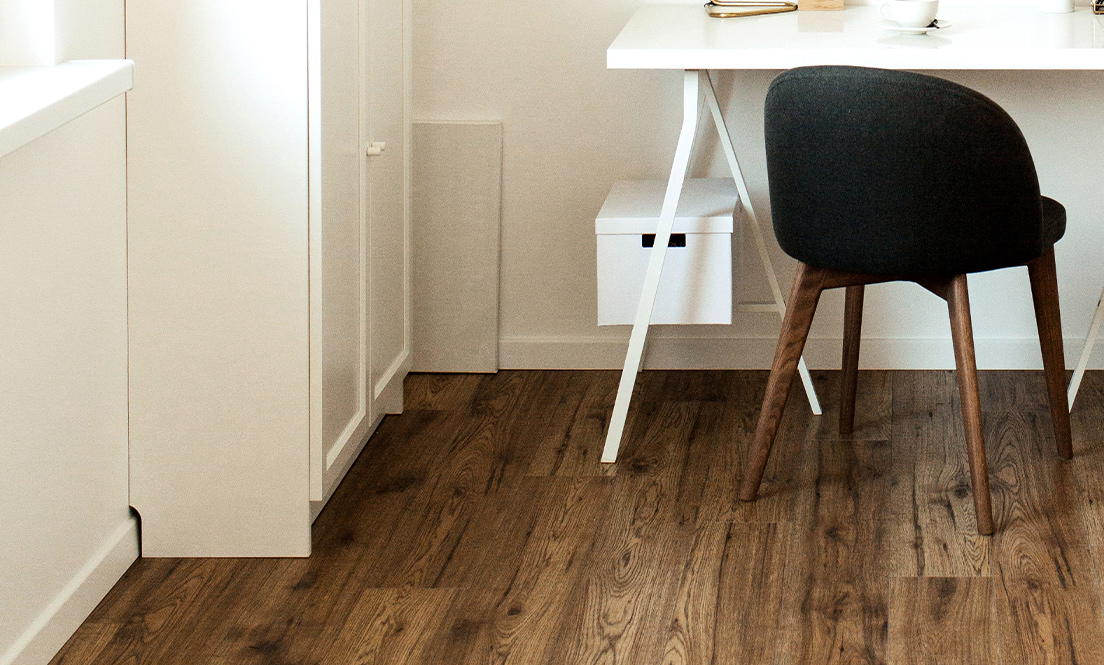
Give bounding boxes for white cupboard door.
[127,1,311,557]
[309,0,374,502]
[364,0,412,417]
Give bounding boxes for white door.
[309,0,374,502]
[364,0,412,419]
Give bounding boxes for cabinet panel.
[310,0,373,501]
[127,1,311,557]
[366,0,411,413]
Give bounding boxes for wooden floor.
[53,369,1104,665]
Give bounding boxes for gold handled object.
[706,1,797,17]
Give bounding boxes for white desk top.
[608,5,1104,69]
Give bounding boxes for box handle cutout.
[642,233,686,248]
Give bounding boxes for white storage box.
[596,178,736,325]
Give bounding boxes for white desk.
[601,5,1104,462]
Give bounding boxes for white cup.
[880,0,940,27]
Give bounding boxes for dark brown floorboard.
[52,370,1104,665]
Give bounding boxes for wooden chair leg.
[740,262,826,501]
[946,275,995,535]
[840,284,864,436]
[1027,246,1074,460]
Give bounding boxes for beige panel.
[412,121,502,373]
[127,1,311,557]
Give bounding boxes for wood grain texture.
[775,437,893,665]
[988,411,1091,588]
[557,402,700,665]
[50,370,1104,665]
[887,370,991,578]
[320,588,457,665]
[995,577,1104,665]
[888,577,997,665]
[988,409,1104,664]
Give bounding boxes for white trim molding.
[3,517,138,665]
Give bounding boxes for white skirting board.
[3,518,138,665]
[412,120,502,373]
[499,335,1095,371]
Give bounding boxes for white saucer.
[879,18,951,34]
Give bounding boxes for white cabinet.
[127,0,411,557]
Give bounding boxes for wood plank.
[995,577,1104,665]
[808,369,893,443]
[48,621,120,665]
[555,402,701,665]
[977,370,1051,413]
[319,588,458,665]
[775,437,893,665]
[887,577,997,665]
[207,554,370,665]
[887,370,991,578]
[664,521,791,665]
[87,558,280,665]
[699,372,808,524]
[987,406,1104,664]
[713,523,790,665]
[520,370,617,480]
[402,372,484,411]
[81,558,189,623]
[421,476,613,665]
[433,476,561,589]
[663,524,727,665]
[363,372,540,588]
[988,411,1092,588]
[1070,372,1104,546]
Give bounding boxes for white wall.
[0,2,135,664]
[413,0,1104,370]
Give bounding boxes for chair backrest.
[765,66,1046,276]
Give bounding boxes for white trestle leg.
[601,70,823,465]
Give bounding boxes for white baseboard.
[4,517,139,665]
[499,335,1097,371]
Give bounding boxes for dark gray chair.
[739,66,1072,535]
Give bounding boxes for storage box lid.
[596,178,737,234]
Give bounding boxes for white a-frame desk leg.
[601,70,822,464]
[702,71,822,417]
[1068,285,1104,410]
[601,71,700,463]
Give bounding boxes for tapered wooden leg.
[1027,246,1073,460]
[946,275,995,535]
[840,284,865,436]
[740,263,826,501]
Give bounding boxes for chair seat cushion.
[1042,196,1066,248]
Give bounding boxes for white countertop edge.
[0,59,134,160]
[608,49,1104,70]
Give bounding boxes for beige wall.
[413,0,1104,370]
[0,2,135,664]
